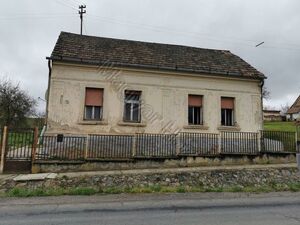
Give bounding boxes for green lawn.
[263,121,297,132]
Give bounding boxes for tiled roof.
[50,32,266,79]
[287,95,300,114]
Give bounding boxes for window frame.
[84,88,103,121]
[221,97,235,126]
[188,106,203,125]
[123,91,141,123]
[188,95,203,125]
[221,108,234,126]
[84,105,103,121]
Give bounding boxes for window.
[221,97,234,126]
[188,95,203,125]
[124,90,141,123]
[84,88,103,120]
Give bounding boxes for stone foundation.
[32,153,297,173]
[1,165,299,193]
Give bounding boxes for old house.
[46,32,265,135]
[287,95,300,121]
[263,109,282,121]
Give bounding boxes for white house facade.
[46,32,266,135]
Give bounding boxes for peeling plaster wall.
[47,63,263,135]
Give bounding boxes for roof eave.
[47,56,266,81]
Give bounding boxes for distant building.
[263,110,282,121]
[287,95,300,121]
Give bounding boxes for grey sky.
[1,0,299,112]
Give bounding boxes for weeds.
[5,182,300,198]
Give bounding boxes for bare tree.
[262,86,270,100]
[280,103,290,115]
[0,78,36,127]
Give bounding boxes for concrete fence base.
[297,153,300,170]
[32,153,297,173]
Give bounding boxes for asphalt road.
[0,192,300,225]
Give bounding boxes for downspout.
[260,79,265,131]
[45,58,52,130]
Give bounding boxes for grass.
[263,121,297,132]
[263,121,299,152]
[6,187,98,197]
[5,182,300,198]
[6,132,34,147]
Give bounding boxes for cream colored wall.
[47,63,263,135]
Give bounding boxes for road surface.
[0,192,300,225]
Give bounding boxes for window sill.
[78,120,108,125]
[117,121,147,127]
[183,125,209,130]
[217,125,241,131]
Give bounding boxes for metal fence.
[3,130,296,162]
[37,135,86,161]
[5,128,34,160]
[179,132,219,156]
[261,130,297,153]
[135,133,177,158]
[221,132,259,155]
[88,135,133,159]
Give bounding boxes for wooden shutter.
[221,97,234,109]
[188,95,202,107]
[85,88,103,106]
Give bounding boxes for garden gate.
[1,127,38,173]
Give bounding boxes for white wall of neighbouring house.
[287,112,300,121]
[46,62,263,135]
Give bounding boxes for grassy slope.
[4,182,300,197]
[263,121,297,132]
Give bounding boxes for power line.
[87,14,255,47]
[65,0,83,5]
[53,0,78,11]
[87,14,300,52]
[256,42,265,47]
[87,14,257,45]
[0,13,76,21]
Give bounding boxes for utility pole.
[78,5,86,35]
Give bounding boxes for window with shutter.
[84,88,103,120]
[221,97,234,126]
[188,95,203,125]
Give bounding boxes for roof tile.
[51,32,266,79]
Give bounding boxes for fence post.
[296,125,300,153]
[296,132,298,153]
[218,132,222,154]
[176,133,180,156]
[31,127,39,164]
[0,126,8,174]
[132,134,137,157]
[84,135,89,160]
[257,131,261,153]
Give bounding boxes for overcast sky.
[1,0,299,112]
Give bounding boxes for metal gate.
[3,128,35,173]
